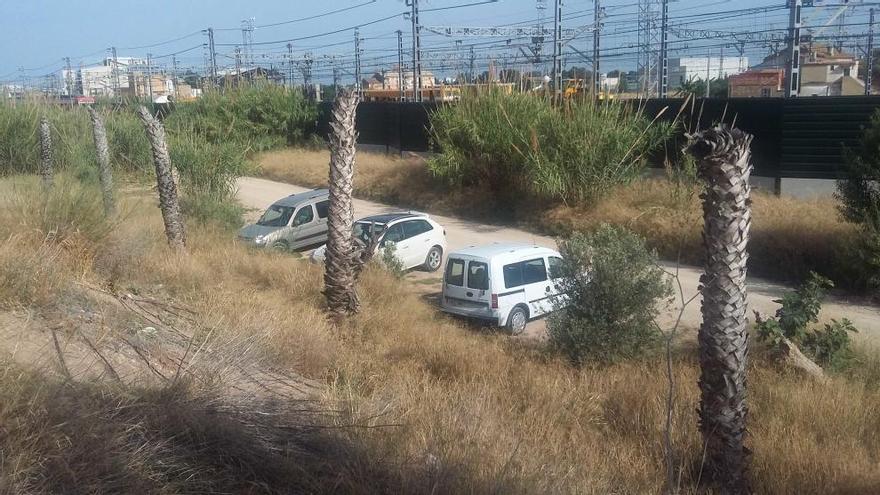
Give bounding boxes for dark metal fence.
[317,96,880,179]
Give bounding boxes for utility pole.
[658,0,669,98]
[234,47,242,87]
[146,53,154,101]
[64,57,75,97]
[706,49,711,98]
[785,0,802,97]
[593,0,602,99]
[206,28,218,86]
[354,28,362,96]
[333,66,339,93]
[469,45,476,82]
[397,30,405,101]
[287,43,295,88]
[110,46,120,98]
[867,8,875,95]
[172,55,180,99]
[302,53,314,98]
[552,0,563,99]
[407,0,423,102]
[241,18,255,72]
[718,45,724,80]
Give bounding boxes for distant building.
[800,45,863,96]
[668,56,748,90]
[728,69,784,97]
[124,73,175,100]
[59,56,147,97]
[380,66,436,92]
[728,44,864,97]
[598,73,619,92]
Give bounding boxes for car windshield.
[353,222,386,244]
[256,204,294,227]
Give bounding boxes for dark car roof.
[355,212,426,225]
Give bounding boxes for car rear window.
[503,258,548,288]
[404,219,433,238]
[467,261,489,290]
[446,259,465,286]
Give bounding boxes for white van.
[440,243,564,335]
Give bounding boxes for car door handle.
[466,292,473,297]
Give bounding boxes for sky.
[0,0,871,85]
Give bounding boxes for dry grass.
[1,175,879,493]
[259,149,863,288]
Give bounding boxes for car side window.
[446,259,465,286]
[503,263,524,289]
[383,223,405,244]
[467,261,489,290]
[548,256,564,279]
[503,258,548,288]
[522,258,547,284]
[315,200,329,219]
[404,219,433,239]
[291,205,314,226]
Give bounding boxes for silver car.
[238,189,330,251]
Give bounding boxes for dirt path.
[237,176,880,345]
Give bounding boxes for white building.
[61,56,147,97]
[667,56,748,89]
[598,73,619,92]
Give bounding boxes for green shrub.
[0,104,93,175]
[756,272,859,370]
[105,110,152,173]
[547,225,672,366]
[1,176,113,245]
[379,242,406,278]
[836,109,880,289]
[428,91,673,203]
[167,85,318,151]
[800,319,858,371]
[181,195,245,232]
[170,132,250,199]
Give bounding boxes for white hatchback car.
[311,212,448,271]
[440,243,564,335]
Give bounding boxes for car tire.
[423,246,443,272]
[506,305,528,336]
[271,240,289,252]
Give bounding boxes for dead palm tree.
[137,106,186,252]
[39,117,53,191]
[323,88,360,321]
[687,125,753,494]
[88,107,116,216]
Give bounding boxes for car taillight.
[491,294,498,309]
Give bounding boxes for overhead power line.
[257,0,378,29]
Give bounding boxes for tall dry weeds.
[1,175,879,494]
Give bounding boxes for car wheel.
[423,246,443,272]
[271,240,289,252]
[506,306,528,336]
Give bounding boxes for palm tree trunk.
[88,107,116,216]
[323,88,360,321]
[137,106,186,252]
[688,125,753,494]
[39,117,53,191]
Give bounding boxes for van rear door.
[443,257,491,311]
